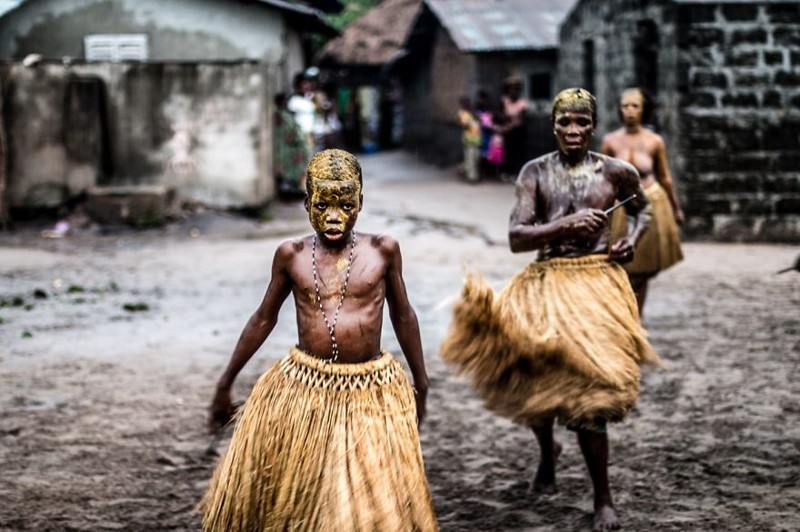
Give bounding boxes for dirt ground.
[1,152,799,531]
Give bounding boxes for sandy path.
[1,152,798,531]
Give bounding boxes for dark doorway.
[582,40,595,94]
[634,20,659,98]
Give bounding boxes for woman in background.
[602,87,684,320]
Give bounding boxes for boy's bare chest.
[291,249,387,303]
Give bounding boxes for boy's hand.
[209,388,234,434]
[414,385,428,427]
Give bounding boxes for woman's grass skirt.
[610,182,683,277]
[440,256,659,428]
[201,348,438,531]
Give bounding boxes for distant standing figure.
[501,76,530,179]
[458,96,481,183]
[273,92,310,197]
[287,72,317,156]
[602,88,684,320]
[475,90,494,161]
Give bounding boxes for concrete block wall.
[558,0,800,241]
[676,2,800,241]
[557,0,678,141]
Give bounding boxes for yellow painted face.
[304,149,364,244]
[307,179,362,243]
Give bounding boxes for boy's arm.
[382,236,429,425]
[209,241,293,432]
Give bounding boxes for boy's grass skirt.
[201,347,437,531]
[610,182,683,277]
[440,255,659,429]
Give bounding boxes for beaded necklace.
[311,233,356,363]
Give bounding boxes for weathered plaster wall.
[2,61,274,208]
[0,0,286,62]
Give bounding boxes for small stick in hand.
[604,194,638,215]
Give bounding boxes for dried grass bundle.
[201,348,437,531]
[610,182,683,276]
[440,256,659,428]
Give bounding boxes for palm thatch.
[317,0,423,65]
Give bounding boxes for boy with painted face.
[441,88,658,531]
[202,149,437,531]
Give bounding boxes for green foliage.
[325,0,382,31]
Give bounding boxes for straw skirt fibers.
[201,348,437,531]
[440,256,659,429]
[610,182,683,277]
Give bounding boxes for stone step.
[85,185,173,227]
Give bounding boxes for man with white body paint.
[441,88,658,531]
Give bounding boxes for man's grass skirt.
[440,255,659,429]
[610,182,683,277]
[201,347,438,531]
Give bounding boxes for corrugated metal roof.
[425,0,576,52]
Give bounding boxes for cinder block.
[731,28,768,45]
[774,27,800,46]
[721,92,759,108]
[775,70,800,86]
[692,71,729,89]
[766,4,800,24]
[722,5,759,22]
[85,185,173,227]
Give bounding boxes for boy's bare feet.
[532,440,562,494]
[592,504,619,531]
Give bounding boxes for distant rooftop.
[318,0,422,65]
[426,0,576,52]
[0,0,22,17]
